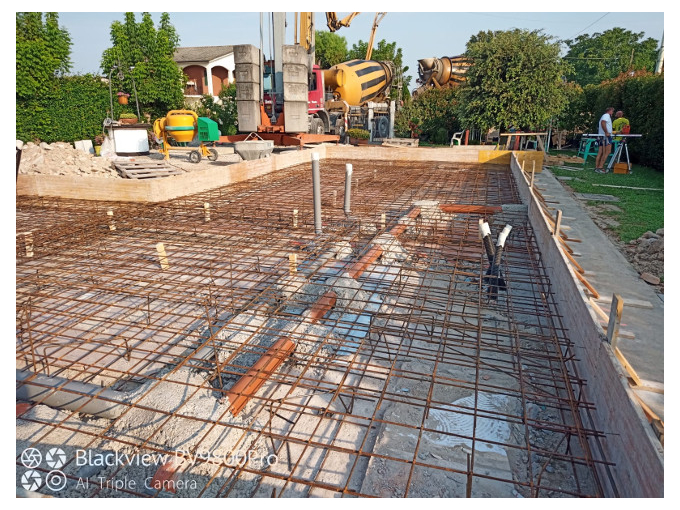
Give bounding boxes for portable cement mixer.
[153,110,219,163]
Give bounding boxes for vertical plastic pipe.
[488,225,512,299]
[312,153,322,234]
[344,163,352,215]
[479,221,494,263]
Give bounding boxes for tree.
[195,84,238,136]
[458,29,568,134]
[395,87,460,143]
[100,12,185,119]
[563,28,659,86]
[315,31,348,68]
[16,12,72,99]
[555,81,589,134]
[348,39,411,102]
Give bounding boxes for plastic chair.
[450,131,464,147]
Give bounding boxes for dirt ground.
[583,203,664,294]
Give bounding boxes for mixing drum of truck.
[321,59,394,139]
[414,55,471,95]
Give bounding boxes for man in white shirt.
[595,107,615,173]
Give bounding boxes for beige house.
[174,45,234,101]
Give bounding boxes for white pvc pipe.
[497,224,513,247]
[480,221,491,238]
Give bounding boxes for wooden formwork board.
[17,145,543,203]
[509,153,664,498]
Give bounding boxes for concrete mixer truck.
[317,58,395,140]
[414,55,471,95]
[230,12,395,145]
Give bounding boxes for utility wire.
[568,12,609,39]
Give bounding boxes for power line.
[568,13,610,39]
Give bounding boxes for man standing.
[595,107,615,173]
[613,110,630,140]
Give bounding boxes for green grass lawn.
[549,149,664,242]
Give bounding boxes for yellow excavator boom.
[326,12,360,32]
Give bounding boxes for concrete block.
[233,44,260,65]
[74,139,94,155]
[234,63,260,83]
[283,63,308,84]
[283,101,308,133]
[237,100,260,133]
[236,82,261,101]
[282,45,308,65]
[283,82,308,101]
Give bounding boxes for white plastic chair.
[450,131,464,147]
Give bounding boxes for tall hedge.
[15,75,134,143]
[581,72,663,170]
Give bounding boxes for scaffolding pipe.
[312,153,322,234]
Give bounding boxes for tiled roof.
[174,45,234,63]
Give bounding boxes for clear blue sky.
[56,8,665,88]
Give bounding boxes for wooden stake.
[614,346,642,386]
[607,294,624,349]
[203,202,211,222]
[156,243,169,270]
[575,270,599,299]
[289,253,297,274]
[107,208,116,231]
[553,209,563,237]
[380,213,386,230]
[292,209,298,228]
[530,161,536,189]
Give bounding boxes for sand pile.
[18,141,120,178]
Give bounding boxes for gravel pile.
[18,141,120,178]
[626,228,664,290]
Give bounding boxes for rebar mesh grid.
[16,159,611,498]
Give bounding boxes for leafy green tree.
[563,28,659,86]
[395,87,460,142]
[100,12,185,119]
[16,12,72,99]
[555,81,588,134]
[348,39,411,101]
[315,31,348,68]
[458,29,568,134]
[194,84,238,136]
